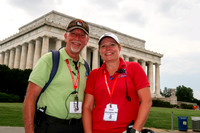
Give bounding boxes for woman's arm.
[133,87,152,132]
[82,93,95,133]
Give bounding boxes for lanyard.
[66,59,80,90]
[104,70,119,103]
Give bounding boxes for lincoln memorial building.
[0,10,163,98]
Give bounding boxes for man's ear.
[86,35,89,43]
[64,33,67,40]
[84,36,89,46]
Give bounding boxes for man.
[23,19,90,133]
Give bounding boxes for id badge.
[103,104,118,121]
[69,101,82,113]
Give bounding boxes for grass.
[0,103,24,126]
[0,103,200,130]
[145,107,200,130]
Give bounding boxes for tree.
[0,65,32,102]
[176,85,193,102]
[161,87,172,97]
[193,98,200,106]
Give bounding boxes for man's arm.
[133,87,152,132]
[82,93,94,133]
[23,82,42,133]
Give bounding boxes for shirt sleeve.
[28,53,52,88]
[84,69,98,95]
[128,62,150,91]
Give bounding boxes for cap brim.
[67,26,88,35]
[98,33,120,45]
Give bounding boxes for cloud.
[161,52,200,75]
[194,90,200,100]
[155,0,197,18]
[7,0,57,16]
[121,9,146,27]
[151,0,200,41]
[88,0,119,10]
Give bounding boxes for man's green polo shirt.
[29,48,88,119]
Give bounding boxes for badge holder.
[70,94,82,113]
[103,104,118,121]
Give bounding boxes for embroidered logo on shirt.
[118,72,127,78]
[110,69,127,80]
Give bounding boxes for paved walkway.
[150,128,196,133]
[0,126,25,133]
[0,126,198,133]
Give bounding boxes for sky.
[0,0,200,100]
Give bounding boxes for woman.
[83,33,152,133]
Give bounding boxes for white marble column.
[124,55,129,61]
[33,39,42,67]
[55,39,62,50]
[0,52,4,65]
[26,41,35,69]
[4,50,9,66]
[14,46,21,69]
[133,58,138,62]
[140,60,146,71]
[20,44,28,70]
[155,64,161,97]
[41,36,49,56]
[8,48,15,69]
[148,62,154,95]
[92,48,98,70]
[81,46,87,61]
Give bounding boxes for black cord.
[65,91,77,119]
[125,77,131,102]
[116,68,131,102]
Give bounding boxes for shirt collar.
[59,47,85,64]
[102,57,127,72]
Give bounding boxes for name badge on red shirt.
[103,104,118,121]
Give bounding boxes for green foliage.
[152,100,173,108]
[0,65,32,102]
[160,87,172,97]
[193,98,200,106]
[0,92,20,102]
[176,85,193,102]
[180,103,194,109]
[161,85,200,106]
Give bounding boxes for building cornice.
[0,10,163,57]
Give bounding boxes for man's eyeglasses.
[69,32,87,39]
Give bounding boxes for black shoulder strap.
[36,50,60,108]
[83,59,90,75]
